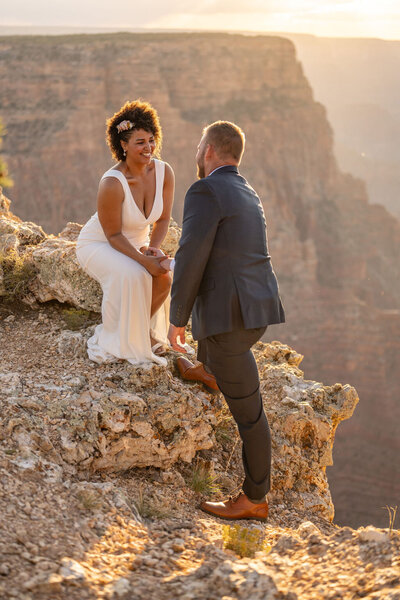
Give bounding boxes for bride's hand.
[143,256,168,276]
[146,247,166,258]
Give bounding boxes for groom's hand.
[168,324,187,353]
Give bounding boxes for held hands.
[140,246,170,276]
[168,324,187,353]
[160,257,174,271]
[143,255,169,276]
[141,246,166,258]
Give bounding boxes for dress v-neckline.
[111,162,158,221]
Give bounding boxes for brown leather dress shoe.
[176,356,219,392]
[199,492,269,521]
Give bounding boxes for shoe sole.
[199,506,268,522]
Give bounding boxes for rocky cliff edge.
[1,192,399,600]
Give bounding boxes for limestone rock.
[255,341,359,521]
[23,572,63,593]
[30,237,102,311]
[271,533,299,554]
[0,196,100,309]
[202,559,279,599]
[0,215,45,247]
[358,526,390,544]
[0,331,357,522]
[106,577,131,598]
[58,364,215,471]
[0,198,180,310]
[58,221,83,241]
[57,330,88,358]
[0,298,396,600]
[59,557,87,582]
[296,521,321,539]
[0,187,11,217]
[0,232,19,254]
[160,219,180,256]
[0,199,358,521]
[0,372,23,396]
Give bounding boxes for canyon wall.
[0,32,399,527]
[283,33,400,220]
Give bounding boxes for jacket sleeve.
[170,178,221,327]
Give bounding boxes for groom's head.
[196,121,245,179]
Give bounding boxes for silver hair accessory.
[116,120,134,133]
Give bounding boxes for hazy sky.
[2,0,400,39]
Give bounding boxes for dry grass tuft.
[189,463,221,497]
[134,485,174,520]
[75,489,103,512]
[0,249,36,300]
[214,410,235,445]
[383,505,398,536]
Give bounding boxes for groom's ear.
[204,143,214,160]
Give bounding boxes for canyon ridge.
[0,32,399,527]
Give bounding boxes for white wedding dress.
[76,159,169,367]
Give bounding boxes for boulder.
[0,213,45,248]
[0,187,13,218]
[30,237,102,311]
[0,195,181,310]
[0,196,359,520]
[0,338,358,522]
[255,341,358,520]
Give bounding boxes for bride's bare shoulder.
[98,175,124,198]
[163,161,175,181]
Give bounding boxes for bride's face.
[123,129,156,163]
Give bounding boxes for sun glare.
[1,0,399,39]
[145,0,400,40]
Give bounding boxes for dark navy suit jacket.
[170,165,285,340]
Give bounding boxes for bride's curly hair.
[106,99,162,161]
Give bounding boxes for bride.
[76,99,174,366]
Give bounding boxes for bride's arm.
[149,163,175,249]
[97,177,166,276]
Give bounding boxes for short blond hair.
[203,121,245,162]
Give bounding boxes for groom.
[168,121,285,520]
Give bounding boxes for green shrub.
[61,307,91,330]
[222,524,271,558]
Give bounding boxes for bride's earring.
[123,149,127,158]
